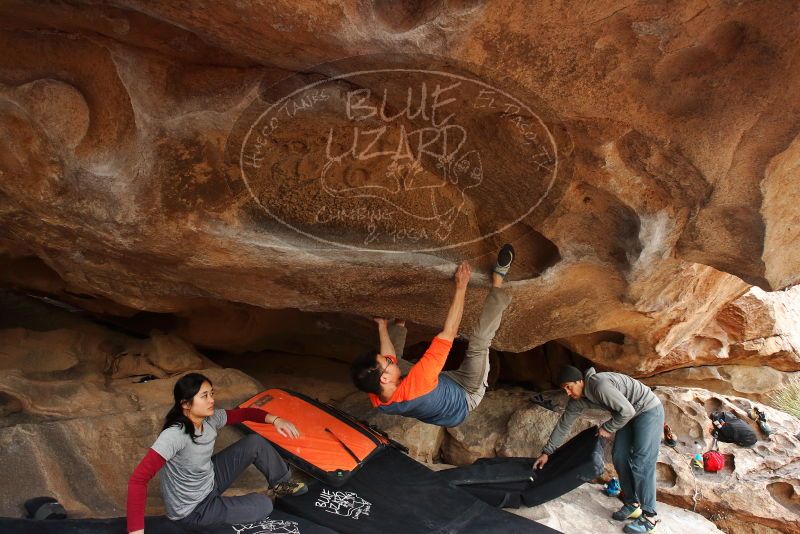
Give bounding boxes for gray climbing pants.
[177,434,290,528]
[388,286,512,411]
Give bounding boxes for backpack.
[710,411,757,447]
[703,448,725,472]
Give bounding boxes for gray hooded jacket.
[542,367,661,455]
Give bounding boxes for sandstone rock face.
[497,398,609,461]
[0,310,263,517]
[644,365,800,406]
[718,285,800,371]
[169,305,437,363]
[2,2,800,529]
[653,387,800,534]
[762,133,800,291]
[0,1,799,377]
[566,282,800,376]
[213,350,359,404]
[441,389,531,465]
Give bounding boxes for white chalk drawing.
[231,518,301,534]
[238,62,559,252]
[314,489,372,519]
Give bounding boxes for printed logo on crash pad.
[231,519,300,534]
[314,489,372,519]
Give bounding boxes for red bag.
[703,450,725,472]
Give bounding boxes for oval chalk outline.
[239,68,559,253]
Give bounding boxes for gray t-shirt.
[151,409,227,520]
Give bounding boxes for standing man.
[350,245,514,427]
[533,365,664,534]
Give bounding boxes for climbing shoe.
[271,480,308,498]
[623,515,658,533]
[493,244,515,277]
[612,503,642,521]
[750,407,774,436]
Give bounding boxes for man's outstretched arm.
[392,262,470,398]
[375,317,396,356]
[437,261,471,342]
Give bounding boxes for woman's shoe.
[272,480,308,498]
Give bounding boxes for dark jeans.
[612,402,665,515]
[178,434,290,529]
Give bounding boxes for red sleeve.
[225,408,268,425]
[127,448,166,533]
[374,337,452,405]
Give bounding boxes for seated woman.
[126,372,306,533]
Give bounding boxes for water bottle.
[692,441,703,467]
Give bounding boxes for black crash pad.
[0,509,336,534]
[276,446,559,533]
[436,426,605,508]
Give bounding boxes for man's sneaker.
[493,244,515,277]
[623,515,658,533]
[271,480,308,498]
[612,503,642,521]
